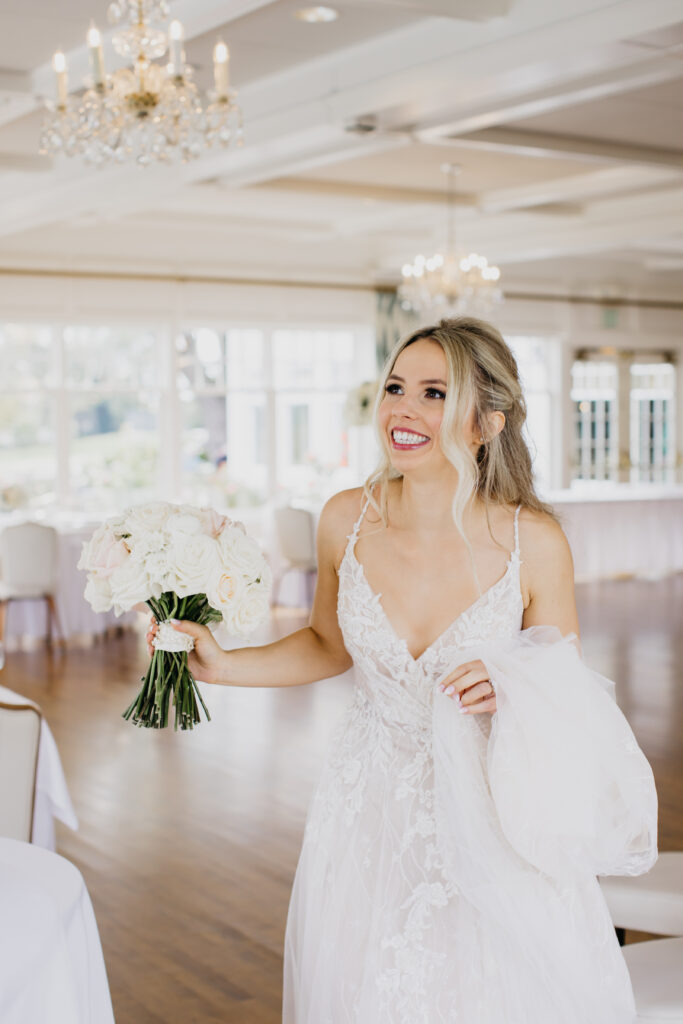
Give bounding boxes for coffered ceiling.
[0,0,682,299]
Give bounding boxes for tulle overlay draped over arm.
[430,624,657,1023]
[433,624,657,885]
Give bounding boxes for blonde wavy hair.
[363,316,558,585]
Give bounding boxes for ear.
[483,410,505,441]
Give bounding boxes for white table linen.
[0,685,78,849]
[0,837,115,1024]
[549,487,683,582]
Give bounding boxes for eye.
[384,382,403,395]
[425,387,446,400]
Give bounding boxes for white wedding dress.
[283,502,658,1024]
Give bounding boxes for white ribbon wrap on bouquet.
[152,621,195,653]
[431,625,658,1023]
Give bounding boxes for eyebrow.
[387,374,447,386]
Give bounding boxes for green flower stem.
[122,591,221,731]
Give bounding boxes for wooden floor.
[4,573,683,1023]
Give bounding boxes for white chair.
[600,854,683,943]
[0,698,41,841]
[0,523,62,649]
[623,937,683,1022]
[273,507,318,607]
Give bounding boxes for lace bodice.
[337,500,524,724]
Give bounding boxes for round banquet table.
[0,837,115,1023]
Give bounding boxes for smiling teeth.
[393,430,429,444]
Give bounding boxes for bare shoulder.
[320,486,365,531]
[317,487,366,568]
[517,505,576,604]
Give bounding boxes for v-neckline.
[348,541,517,664]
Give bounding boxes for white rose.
[142,549,175,598]
[206,568,247,618]
[217,528,268,583]
[167,534,221,598]
[222,583,270,636]
[166,511,203,540]
[124,502,171,537]
[84,574,113,613]
[77,523,129,576]
[109,556,151,614]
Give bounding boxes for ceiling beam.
[449,127,683,170]
[481,165,681,214]
[417,50,683,142]
[342,0,511,19]
[0,71,41,131]
[251,176,479,207]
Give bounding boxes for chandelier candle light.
[40,0,243,165]
[399,163,503,317]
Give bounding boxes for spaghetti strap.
[513,503,522,560]
[348,494,372,543]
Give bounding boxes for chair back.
[0,700,41,842]
[274,507,316,568]
[0,523,59,597]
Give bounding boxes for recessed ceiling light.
[294,6,339,23]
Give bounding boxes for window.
[630,362,676,483]
[0,325,58,511]
[505,335,559,491]
[570,356,677,485]
[570,360,618,482]
[64,326,162,510]
[178,325,374,507]
[272,329,362,502]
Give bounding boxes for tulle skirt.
[283,627,657,1024]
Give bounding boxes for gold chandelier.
[399,163,503,317]
[40,0,243,166]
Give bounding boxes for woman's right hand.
[146,617,225,685]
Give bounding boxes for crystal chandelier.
[398,164,503,318]
[39,0,243,166]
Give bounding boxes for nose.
[391,391,418,419]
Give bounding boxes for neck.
[393,471,478,534]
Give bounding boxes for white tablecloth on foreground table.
[0,837,115,1024]
[0,523,134,649]
[0,685,78,850]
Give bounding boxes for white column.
[163,288,183,500]
[558,339,574,490]
[54,324,70,506]
[616,350,634,484]
[264,329,278,501]
[673,354,683,485]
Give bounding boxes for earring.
[479,436,485,443]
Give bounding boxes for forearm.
[217,625,352,688]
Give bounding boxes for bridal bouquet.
[78,502,271,730]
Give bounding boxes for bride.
[150,317,657,1023]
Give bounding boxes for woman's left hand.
[437,658,497,715]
